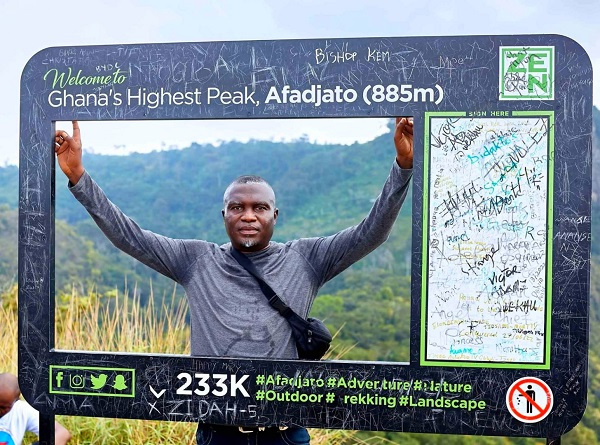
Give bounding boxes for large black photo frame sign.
[18,35,592,439]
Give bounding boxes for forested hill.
[0,121,414,293]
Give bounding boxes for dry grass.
[55,283,190,354]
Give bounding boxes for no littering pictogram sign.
[506,377,554,423]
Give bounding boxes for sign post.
[19,35,592,442]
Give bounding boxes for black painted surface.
[18,35,592,437]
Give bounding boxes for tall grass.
[2,284,361,444]
[55,283,190,354]
[0,286,18,375]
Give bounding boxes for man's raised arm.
[55,120,85,185]
[294,116,414,285]
[394,117,414,169]
[53,121,200,283]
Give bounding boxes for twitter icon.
[90,373,108,390]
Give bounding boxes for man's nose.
[241,208,257,221]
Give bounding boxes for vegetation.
[312,269,412,362]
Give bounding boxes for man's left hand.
[394,117,414,169]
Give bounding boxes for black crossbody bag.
[230,247,332,360]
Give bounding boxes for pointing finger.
[72,120,80,139]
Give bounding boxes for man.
[0,373,71,445]
[55,117,414,445]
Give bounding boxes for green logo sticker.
[499,46,554,100]
[49,365,135,397]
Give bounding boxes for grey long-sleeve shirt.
[69,163,412,358]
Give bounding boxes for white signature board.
[423,112,553,367]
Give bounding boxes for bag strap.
[230,247,295,319]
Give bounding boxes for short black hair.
[231,175,269,185]
[223,175,276,205]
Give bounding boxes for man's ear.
[274,208,279,224]
[221,209,225,218]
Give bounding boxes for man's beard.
[241,238,258,248]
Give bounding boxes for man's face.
[222,182,278,252]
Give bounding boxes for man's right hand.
[55,120,84,185]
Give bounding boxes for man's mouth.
[239,226,259,235]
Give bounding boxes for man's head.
[222,175,278,252]
[0,373,20,418]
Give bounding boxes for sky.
[1,0,598,166]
